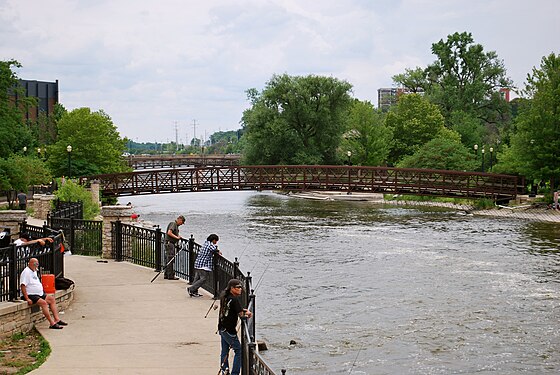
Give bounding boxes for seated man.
[20,258,68,329]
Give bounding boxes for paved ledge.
[31,255,221,375]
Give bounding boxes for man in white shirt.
[14,233,53,246]
[20,258,68,329]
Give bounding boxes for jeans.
[189,269,210,293]
[220,329,241,375]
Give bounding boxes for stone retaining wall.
[0,289,74,339]
[0,210,27,241]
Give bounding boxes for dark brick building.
[11,79,59,122]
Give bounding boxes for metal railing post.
[70,217,75,253]
[8,244,18,301]
[188,235,195,283]
[115,220,123,262]
[155,226,162,272]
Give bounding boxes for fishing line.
[348,344,363,374]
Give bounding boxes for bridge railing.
[82,165,519,201]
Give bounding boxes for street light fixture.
[23,146,27,155]
[66,145,72,177]
[481,147,485,173]
[489,147,494,171]
[347,150,352,166]
[37,147,41,159]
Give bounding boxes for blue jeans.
[220,329,241,375]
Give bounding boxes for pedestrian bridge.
[82,165,520,201]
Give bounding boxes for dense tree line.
[241,32,559,192]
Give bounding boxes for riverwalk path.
[30,254,221,375]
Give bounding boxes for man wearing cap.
[218,278,252,375]
[164,215,185,280]
[20,258,68,329]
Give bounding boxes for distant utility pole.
[192,119,197,145]
[174,121,179,152]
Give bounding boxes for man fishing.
[218,279,252,375]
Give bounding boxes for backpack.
[55,276,75,290]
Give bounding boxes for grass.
[0,328,51,374]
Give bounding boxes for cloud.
[1,0,558,142]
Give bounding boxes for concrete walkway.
[31,255,221,375]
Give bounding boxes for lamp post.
[23,146,27,155]
[346,151,352,195]
[473,144,478,171]
[489,147,494,171]
[37,147,41,159]
[481,147,485,173]
[66,145,72,177]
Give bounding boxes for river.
[119,191,560,374]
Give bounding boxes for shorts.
[22,294,47,304]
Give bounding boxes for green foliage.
[47,108,128,176]
[397,133,478,171]
[496,53,560,184]
[392,67,427,93]
[474,198,495,209]
[425,32,512,124]
[0,156,51,192]
[54,179,100,220]
[342,100,392,166]
[385,93,446,164]
[242,74,353,165]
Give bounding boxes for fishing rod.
[150,242,187,283]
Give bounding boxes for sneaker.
[55,320,68,326]
[221,369,230,375]
[189,291,203,298]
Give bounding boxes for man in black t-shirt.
[218,279,252,375]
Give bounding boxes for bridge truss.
[83,165,519,201]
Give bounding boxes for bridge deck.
[82,165,519,201]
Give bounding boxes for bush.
[53,179,100,220]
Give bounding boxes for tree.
[242,74,353,165]
[397,131,478,171]
[385,93,446,164]
[425,32,512,125]
[496,53,560,187]
[392,67,427,93]
[0,60,35,158]
[0,156,51,208]
[47,108,128,176]
[341,100,392,166]
[54,179,100,220]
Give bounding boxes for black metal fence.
[51,200,83,219]
[111,221,284,375]
[47,216,103,256]
[0,224,65,302]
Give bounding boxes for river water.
[119,191,560,374]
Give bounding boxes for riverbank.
[287,191,560,223]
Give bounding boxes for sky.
[1,0,559,143]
